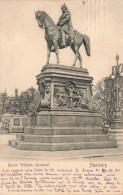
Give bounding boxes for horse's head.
[35,11,44,29]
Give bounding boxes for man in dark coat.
[57,4,74,47]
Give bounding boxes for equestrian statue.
[35,4,90,68]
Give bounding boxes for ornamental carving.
[54,81,89,109]
[29,81,51,115]
[38,81,51,108]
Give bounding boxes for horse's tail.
[83,34,90,56]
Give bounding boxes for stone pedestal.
[9,64,117,151]
[109,129,123,149]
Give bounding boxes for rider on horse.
[57,4,74,47]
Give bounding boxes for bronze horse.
[35,11,90,68]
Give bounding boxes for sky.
[0,0,123,96]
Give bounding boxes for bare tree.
[92,78,115,126]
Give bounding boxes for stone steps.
[0,130,9,134]
[16,134,114,143]
[109,129,123,134]
[9,139,117,151]
[108,129,123,147]
[24,126,102,135]
[9,127,117,151]
[11,127,23,133]
[114,134,123,141]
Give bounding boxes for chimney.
[15,89,18,97]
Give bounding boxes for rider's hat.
[61,4,68,10]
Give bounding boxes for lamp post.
[111,55,123,128]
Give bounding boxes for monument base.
[9,64,117,151]
[9,110,117,151]
[0,127,9,134]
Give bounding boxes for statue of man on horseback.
[57,4,74,48]
[35,5,90,68]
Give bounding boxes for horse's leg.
[71,45,79,66]
[71,45,82,67]
[78,52,82,68]
[53,41,59,64]
[46,44,52,65]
